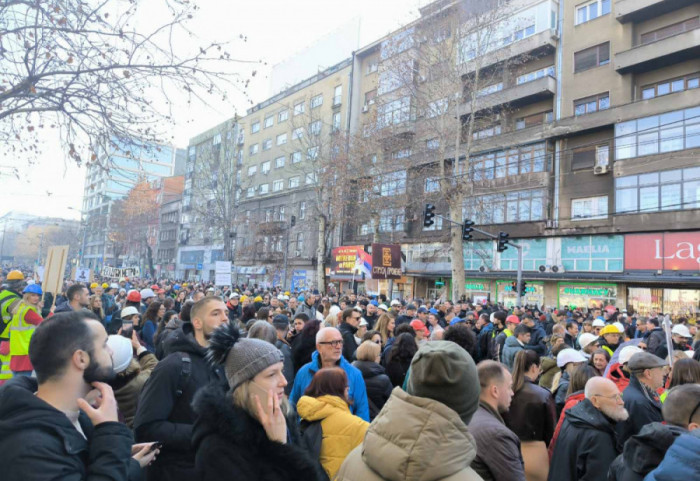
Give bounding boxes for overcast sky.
[1,0,426,220]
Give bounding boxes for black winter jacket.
[0,376,139,481]
[292,333,317,374]
[338,322,359,362]
[133,323,227,481]
[503,378,556,444]
[526,324,547,356]
[608,422,687,481]
[352,360,393,420]
[554,370,571,417]
[548,398,621,481]
[617,375,663,446]
[276,338,295,395]
[192,384,325,481]
[643,328,666,358]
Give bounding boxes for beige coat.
[336,388,483,481]
[114,353,158,428]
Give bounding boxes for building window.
[376,96,412,128]
[276,133,287,146]
[575,0,611,26]
[307,146,319,160]
[615,107,700,160]
[515,111,553,130]
[310,94,323,109]
[392,148,412,160]
[366,61,378,74]
[473,124,502,140]
[462,188,547,224]
[426,98,448,118]
[574,43,610,73]
[469,142,549,180]
[294,101,305,116]
[516,65,555,85]
[305,172,317,185]
[332,112,341,132]
[265,209,273,222]
[296,233,304,253]
[262,139,272,151]
[641,17,700,45]
[278,206,286,221]
[641,73,700,100]
[476,83,503,98]
[425,177,440,193]
[333,85,342,106]
[299,201,306,219]
[247,165,257,177]
[246,187,255,198]
[259,183,269,195]
[572,195,608,220]
[379,208,405,232]
[309,120,321,136]
[364,89,377,107]
[264,115,274,129]
[261,161,270,174]
[574,93,609,116]
[292,127,304,140]
[572,144,609,170]
[288,176,300,188]
[616,167,700,213]
[275,156,285,168]
[291,151,301,163]
[426,138,440,150]
[249,144,259,155]
[278,109,289,122]
[380,170,407,196]
[251,121,260,133]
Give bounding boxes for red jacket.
[606,363,630,393]
[548,390,585,460]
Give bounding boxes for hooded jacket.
[0,376,137,481]
[547,398,620,481]
[352,360,393,420]
[336,388,484,481]
[554,370,571,416]
[133,323,227,481]
[154,316,184,360]
[290,350,370,422]
[297,395,369,480]
[617,375,663,446]
[607,363,631,393]
[275,338,295,395]
[548,390,585,459]
[643,328,666,358]
[501,335,524,371]
[469,401,525,481]
[191,384,325,481]
[538,355,559,391]
[608,422,687,481]
[644,430,700,481]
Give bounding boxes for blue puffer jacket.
[644,430,700,480]
[290,351,370,422]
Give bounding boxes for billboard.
[371,243,402,279]
[331,245,365,276]
[625,232,700,271]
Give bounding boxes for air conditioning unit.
[593,165,610,175]
[538,264,547,273]
[362,104,369,113]
[550,265,565,273]
[478,265,490,273]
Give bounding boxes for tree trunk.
[449,195,465,302]
[316,215,326,292]
[146,244,155,279]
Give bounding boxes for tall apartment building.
[178,118,242,281]
[338,0,699,316]
[155,176,185,279]
[234,59,352,289]
[81,142,185,270]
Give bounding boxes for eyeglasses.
[592,393,622,402]
[318,340,344,347]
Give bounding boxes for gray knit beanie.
[207,321,283,392]
[406,340,480,425]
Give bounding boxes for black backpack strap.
[175,353,192,398]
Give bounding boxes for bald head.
[584,376,616,399]
[585,376,629,422]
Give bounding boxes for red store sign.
[625,232,700,271]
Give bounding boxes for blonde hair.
[356,340,381,362]
[88,294,104,318]
[324,313,338,328]
[232,379,290,422]
[375,313,394,344]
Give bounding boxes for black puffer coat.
[608,422,687,481]
[548,398,621,481]
[352,360,393,420]
[503,378,556,444]
[192,384,325,481]
[617,375,663,446]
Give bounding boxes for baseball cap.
[557,348,587,368]
[410,319,430,336]
[406,303,417,311]
[506,315,521,325]
[592,319,606,328]
[378,304,389,311]
[627,352,668,371]
[619,345,643,365]
[229,292,240,299]
[428,308,439,315]
[578,333,598,350]
[671,324,692,338]
[417,307,428,314]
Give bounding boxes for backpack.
[174,353,191,398]
[298,419,330,481]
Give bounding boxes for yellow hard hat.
[240,295,248,302]
[102,283,109,289]
[600,324,622,336]
[90,282,98,288]
[254,296,263,302]
[183,283,189,287]
[284,291,290,296]
[6,270,24,281]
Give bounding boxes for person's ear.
[73,349,90,370]
[688,422,699,431]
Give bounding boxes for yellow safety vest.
[0,289,20,338]
[0,351,11,382]
[602,345,614,358]
[9,303,38,360]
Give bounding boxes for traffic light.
[423,204,436,227]
[497,232,509,252]
[462,219,475,241]
[520,281,527,297]
[290,215,296,227]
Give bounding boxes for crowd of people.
[0,268,699,481]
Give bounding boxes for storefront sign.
[558,283,617,309]
[465,281,488,291]
[625,232,700,271]
[561,235,623,272]
[497,280,544,308]
[371,243,402,279]
[331,245,367,276]
[499,238,547,271]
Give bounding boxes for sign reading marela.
[371,243,402,279]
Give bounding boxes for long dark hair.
[512,350,540,393]
[144,301,162,324]
[154,310,177,345]
[387,333,418,365]
[241,304,257,323]
[669,358,700,388]
[567,364,598,396]
[300,319,322,340]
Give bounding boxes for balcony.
[615,29,700,74]
[615,0,696,23]
[458,75,556,117]
[462,29,558,75]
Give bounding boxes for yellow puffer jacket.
[297,394,369,480]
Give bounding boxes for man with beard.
[548,377,628,481]
[0,311,156,480]
[364,301,379,329]
[134,297,228,481]
[55,283,90,313]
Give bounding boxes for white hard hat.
[557,348,587,368]
[578,333,598,350]
[592,319,606,328]
[619,345,643,365]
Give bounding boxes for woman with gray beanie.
[191,321,325,481]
